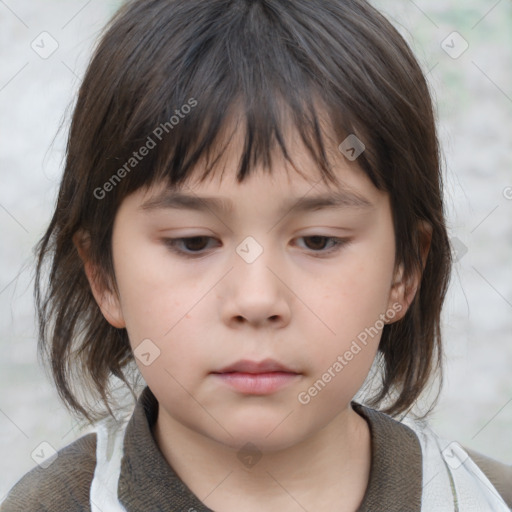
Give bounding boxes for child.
[2,0,511,510]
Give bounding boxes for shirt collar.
[352,402,422,511]
[118,386,422,511]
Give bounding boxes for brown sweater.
[1,386,511,511]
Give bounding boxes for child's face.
[94,127,406,451]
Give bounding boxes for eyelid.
[161,235,350,259]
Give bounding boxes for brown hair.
[34,0,451,423]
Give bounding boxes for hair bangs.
[94,0,389,208]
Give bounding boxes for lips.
[211,358,301,394]
[213,358,299,375]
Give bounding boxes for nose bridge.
[233,234,280,289]
[221,233,291,326]
[235,234,267,266]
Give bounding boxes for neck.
[153,403,372,512]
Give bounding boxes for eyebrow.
[139,188,373,216]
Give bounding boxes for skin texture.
[76,122,424,511]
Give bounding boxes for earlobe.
[95,289,126,329]
[72,230,126,329]
[386,221,432,323]
[386,264,408,322]
[386,265,416,323]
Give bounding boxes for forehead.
[139,183,376,219]
[136,152,382,222]
[141,107,379,208]
[114,98,388,221]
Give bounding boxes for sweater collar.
[118,386,422,511]
[352,402,422,511]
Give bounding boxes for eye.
[162,235,348,258]
[163,236,219,257]
[296,236,349,256]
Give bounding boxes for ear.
[72,229,126,329]
[386,221,432,323]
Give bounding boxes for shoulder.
[401,415,512,509]
[354,403,512,510]
[0,432,97,512]
[463,446,512,509]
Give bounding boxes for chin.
[205,417,310,454]
[223,433,303,456]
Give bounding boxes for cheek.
[307,232,395,375]
[112,244,212,384]
[112,237,184,340]
[302,274,387,411]
[319,248,394,330]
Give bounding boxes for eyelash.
[162,236,349,258]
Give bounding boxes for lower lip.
[213,372,300,394]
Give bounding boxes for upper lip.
[213,358,299,374]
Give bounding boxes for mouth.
[213,358,299,374]
[211,358,302,394]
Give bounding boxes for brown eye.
[181,236,210,251]
[303,236,330,251]
[296,236,349,257]
[163,236,218,257]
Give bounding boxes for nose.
[220,244,291,329]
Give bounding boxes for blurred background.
[1,0,511,498]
